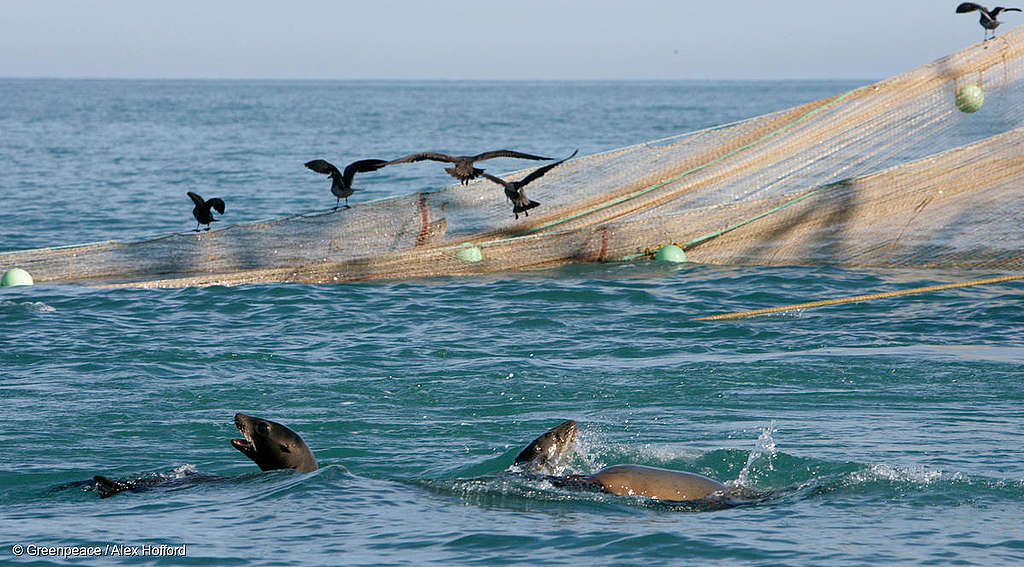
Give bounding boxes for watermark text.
[11,543,187,558]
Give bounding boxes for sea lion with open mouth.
[89,413,317,498]
[230,412,318,472]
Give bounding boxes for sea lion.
[514,420,728,502]
[89,413,317,498]
[230,413,318,472]
[512,418,580,470]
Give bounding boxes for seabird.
[304,158,389,209]
[187,191,225,232]
[387,149,552,185]
[480,149,578,219]
[956,3,1021,40]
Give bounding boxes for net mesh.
[4,30,1024,287]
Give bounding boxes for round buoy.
[455,244,483,263]
[955,84,984,113]
[653,244,686,263]
[1,268,34,287]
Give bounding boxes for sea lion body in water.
[90,413,317,497]
[582,464,726,501]
[513,420,728,502]
[92,468,205,498]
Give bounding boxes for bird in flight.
[956,3,1021,40]
[304,158,389,209]
[480,149,578,219]
[187,191,225,231]
[387,149,552,185]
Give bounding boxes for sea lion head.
[231,413,318,472]
[513,419,578,472]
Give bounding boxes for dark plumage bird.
[304,158,389,209]
[480,149,578,219]
[957,2,1021,40]
[387,149,552,185]
[187,191,225,232]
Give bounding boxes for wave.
[419,423,1024,512]
[0,299,56,312]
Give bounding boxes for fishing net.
[4,29,1024,287]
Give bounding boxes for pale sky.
[0,1,1006,80]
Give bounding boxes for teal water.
[1,80,1023,566]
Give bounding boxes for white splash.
[168,464,198,478]
[852,463,963,485]
[735,420,778,487]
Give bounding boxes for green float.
[653,244,686,263]
[955,83,984,113]
[1,268,34,287]
[456,244,483,263]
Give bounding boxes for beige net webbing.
[4,30,1024,287]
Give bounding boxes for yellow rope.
[691,273,1024,321]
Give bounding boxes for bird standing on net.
[386,149,552,185]
[304,158,389,209]
[480,149,578,219]
[956,3,1021,40]
[187,191,226,232]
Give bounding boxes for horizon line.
[0,75,877,83]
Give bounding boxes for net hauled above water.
[4,29,1024,287]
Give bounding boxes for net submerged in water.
[4,30,1024,287]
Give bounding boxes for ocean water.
[1,80,1023,566]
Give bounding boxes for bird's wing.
[207,198,226,215]
[956,2,985,13]
[342,159,389,186]
[471,149,552,162]
[304,159,341,176]
[517,149,578,187]
[993,7,1022,15]
[479,172,509,187]
[187,191,206,208]
[386,152,455,165]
